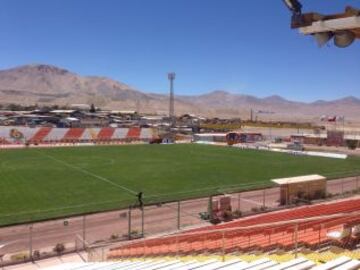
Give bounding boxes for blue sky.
[0,0,359,101]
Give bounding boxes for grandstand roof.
[271,174,326,185]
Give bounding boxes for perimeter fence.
[0,175,359,266]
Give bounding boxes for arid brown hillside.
[1,64,360,121]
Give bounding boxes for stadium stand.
[97,127,116,140]
[140,128,155,139]
[42,256,360,270]
[0,127,156,144]
[29,127,53,143]
[127,127,141,139]
[63,128,85,141]
[80,128,101,141]
[189,198,360,233]
[112,128,130,140]
[108,198,360,259]
[43,127,69,142]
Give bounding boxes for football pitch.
[1,144,360,226]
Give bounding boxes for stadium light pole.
[168,72,176,127]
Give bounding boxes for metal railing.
[0,175,359,267]
[109,212,360,262]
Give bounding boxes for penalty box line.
[38,151,138,196]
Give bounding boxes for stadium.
[1,124,360,270]
[1,1,360,270]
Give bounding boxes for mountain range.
[0,64,360,121]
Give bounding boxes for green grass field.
[1,144,360,226]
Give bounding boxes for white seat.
[188,260,222,270]
[191,262,226,270]
[142,261,181,270]
[217,261,249,270]
[130,260,167,270]
[153,261,183,270]
[113,261,151,270]
[166,261,202,270]
[224,258,273,270]
[247,261,278,270]
[191,259,243,270]
[311,256,352,270]
[286,261,316,270]
[265,257,309,270]
[332,260,360,270]
[238,258,272,270]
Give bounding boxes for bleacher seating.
[44,127,69,142]
[108,198,360,259]
[97,127,115,140]
[189,198,360,233]
[80,128,101,141]
[0,126,157,145]
[140,128,155,139]
[29,127,53,143]
[43,256,360,270]
[127,127,141,139]
[112,128,129,140]
[63,128,85,141]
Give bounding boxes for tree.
[89,104,96,113]
[347,140,358,150]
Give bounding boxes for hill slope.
[0,64,360,120]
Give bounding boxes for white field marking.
[37,151,137,195]
[0,240,20,248]
[0,198,133,218]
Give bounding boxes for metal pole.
[208,195,213,221]
[29,224,33,261]
[143,238,146,260]
[141,208,144,237]
[294,223,299,258]
[262,190,266,208]
[341,178,344,196]
[177,201,181,230]
[238,193,241,211]
[221,231,225,262]
[128,206,132,240]
[318,224,323,248]
[82,215,86,249]
[176,235,179,259]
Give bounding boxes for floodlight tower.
[168,72,176,127]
